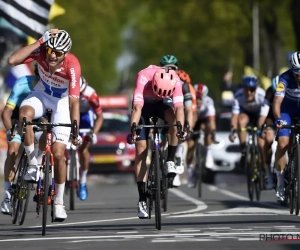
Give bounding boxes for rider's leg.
[263,118,275,189]
[78,140,91,200]
[164,107,178,177]
[237,113,250,167]
[19,95,45,182]
[1,140,20,214]
[274,113,291,201]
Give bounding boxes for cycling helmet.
[242,75,258,88]
[160,55,178,67]
[271,75,279,92]
[290,51,300,69]
[46,30,72,53]
[80,76,87,92]
[194,84,208,99]
[177,69,191,84]
[152,68,176,98]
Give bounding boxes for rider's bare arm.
[7,41,40,66]
[1,106,13,131]
[93,112,103,134]
[175,106,185,129]
[273,96,283,120]
[230,113,239,130]
[131,104,142,126]
[208,116,216,131]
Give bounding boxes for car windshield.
[100,112,130,133]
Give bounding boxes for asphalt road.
[0,173,300,250]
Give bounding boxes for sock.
[276,170,284,187]
[175,144,184,158]
[24,144,37,166]
[36,149,44,165]
[167,145,177,162]
[188,164,194,170]
[4,182,12,200]
[80,170,88,184]
[54,183,65,205]
[137,181,146,202]
[265,164,271,176]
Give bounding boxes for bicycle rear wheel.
[294,144,300,215]
[69,147,76,211]
[196,143,202,198]
[42,152,50,236]
[154,148,161,230]
[18,162,31,225]
[255,150,262,201]
[246,147,254,201]
[160,148,168,212]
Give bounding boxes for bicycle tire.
[154,148,161,230]
[197,143,202,198]
[146,157,154,220]
[288,152,295,212]
[295,144,300,215]
[42,152,50,236]
[11,150,26,224]
[69,147,76,211]
[18,156,31,225]
[246,147,254,201]
[160,148,168,212]
[255,149,262,201]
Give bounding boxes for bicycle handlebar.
[21,117,78,142]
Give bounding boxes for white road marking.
[1,231,300,242]
[25,187,207,229]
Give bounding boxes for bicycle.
[191,130,219,198]
[275,118,300,214]
[21,109,78,236]
[131,117,183,230]
[9,121,31,225]
[65,128,93,210]
[235,126,264,201]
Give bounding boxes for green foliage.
[53,0,295,99]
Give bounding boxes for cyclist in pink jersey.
[8,29,82,221]
[129,65,186,219]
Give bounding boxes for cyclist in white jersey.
[229,76,270,184]
[8,29,82,221]
[186,84,216,187]
[77,77,103,200]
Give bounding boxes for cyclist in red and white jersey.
[77,76,103,200]
[187,84,216,187]
[8,29,82,221]
[129,65,185,218]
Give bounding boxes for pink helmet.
[152,68,176,98]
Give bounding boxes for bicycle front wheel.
[295,144,300,215]
[197,143,202,198]
[246,147,254,201]
[42,152,51,236]
[154,148,161,230]
[69,148,76,211]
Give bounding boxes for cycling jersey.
[20,45,81,145]
[197,96,216,119]
[80,85,102,114]
[232,87,268,116]
[275,69,300,111]
[188,83,197,112]
[80,85,102,131]
[133,65,183,108]
[5,75,35,120]
[275,69,300,137]
[23,45,81,99]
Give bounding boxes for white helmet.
[80,76,87,92]
[290,52,300,69]
[46,30,72,53]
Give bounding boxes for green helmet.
[160,55,178,67]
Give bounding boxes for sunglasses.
[47,48,64,57]
[244,87,256,93]
[292,68,300,74]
